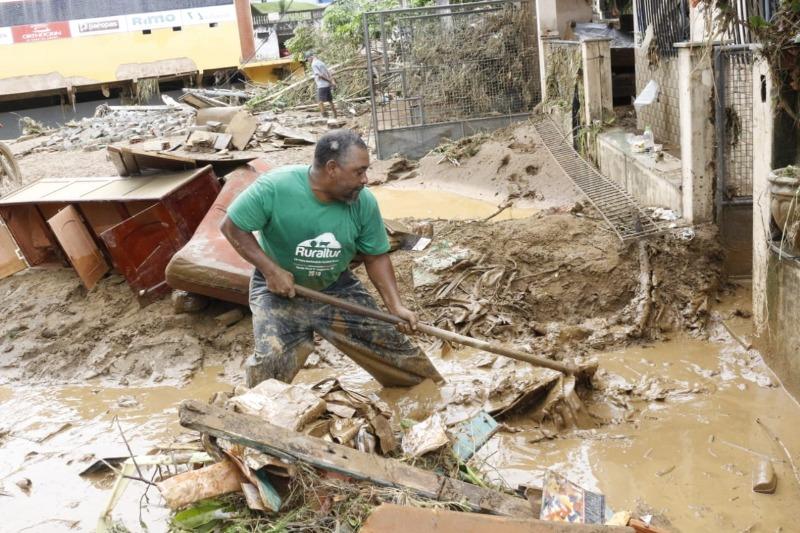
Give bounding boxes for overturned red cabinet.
[0,166,220,300]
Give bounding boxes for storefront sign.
[12,21,71,43]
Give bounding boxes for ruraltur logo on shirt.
[295,232,342,259]
[293,233,343,278]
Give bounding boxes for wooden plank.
[47,205,109,289]
[179,400,532,517]
[225,111,258,151]
[106,146,129,177]
[0,221,26,279]
[272,124,317,145]
[361,504,634,533]
[119,147,141,175]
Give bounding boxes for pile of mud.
[387,213,723,361]
[0,212,722,389]
[370,121,580,211]
[0,269,254,386]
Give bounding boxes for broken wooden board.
[107,138,261,176]
[0,221,26,280]
[225,111,258,151]
[271,124,317,145]
[47,205,109,290]
[179,400,531,517]
[360,504,635,533]
[196,107,242,126]
[156,459,245,510]
[142,139,171,152]
[179,92,228,109]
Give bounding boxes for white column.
[581,38,613,125]
[677,42,715,223]
[752,53,775,335]
[536,0,559,103]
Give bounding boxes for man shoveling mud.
[221,129,442,388]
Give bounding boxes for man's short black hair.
[313,129,367,169]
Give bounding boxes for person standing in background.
[305,51,337,119]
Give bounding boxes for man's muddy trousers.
[246,269,443,388]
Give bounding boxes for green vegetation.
[251,1,324,15]
[698,1,800,117]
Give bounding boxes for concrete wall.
[0,8,241,93]
[678,42,715,224]
[536,0,593,103]
[752,55,800,398]
[375,113,531,160]
[635,54,681,147]
[536,0,593,38]
[765,252,800,398]
[597,131,683,212]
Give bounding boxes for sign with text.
[0,26,11,45]
[71,16,126,37]
[12,21,71,43]
[126,9,182,32]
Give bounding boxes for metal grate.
[635,0,689,57]
[534,117,665,242]
[727,1,780,45]
[364,0,541,132]
[715,46,754,202]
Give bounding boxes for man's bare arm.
[362,253,417,332]
[220,215,295,298]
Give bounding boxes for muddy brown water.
[0,368,228,532]
[3,311,799,531]
[0,188,794,532]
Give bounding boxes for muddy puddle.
[472,335,800,531]
[2,291,800,532]
[371,187,536,220]
[0,367,228,532]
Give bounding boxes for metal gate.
[715,46,754,205]
[714,45,755,276]
[364,0,541,159]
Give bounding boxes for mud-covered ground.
[0,120,722,388]
[2,119,795,533]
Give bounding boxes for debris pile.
[220,378,398,455]
[36,106,195,152]
[395,215,723,357]
[431,132,492,166]
[246,56,373,111]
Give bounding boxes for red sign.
[12,21,71,43]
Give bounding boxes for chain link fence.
[364,0,540,158]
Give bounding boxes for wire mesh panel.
[365,0,540,140]
[715,46,754,202]
[543,41,582,106]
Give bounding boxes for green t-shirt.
[227,164,390,290]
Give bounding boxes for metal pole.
[379,13,389,75]
[714,47,726,222]
[364,13,382,159]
